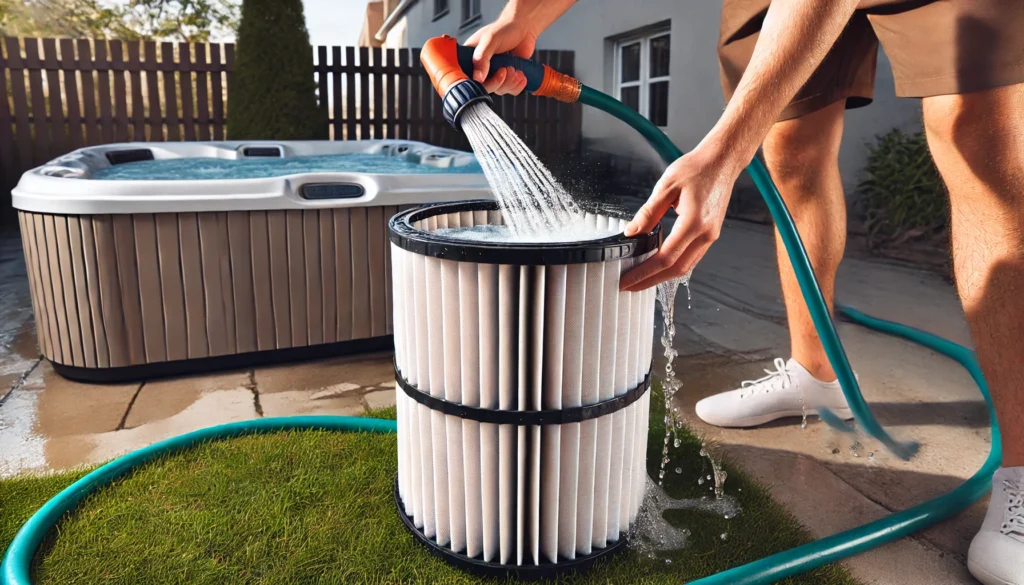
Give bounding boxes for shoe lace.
[1002,480,1024,539]
[739,358,791,398]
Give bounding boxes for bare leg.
[762,100,847,381]
[923,83,1024,467]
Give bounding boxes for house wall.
[404,0,924,192]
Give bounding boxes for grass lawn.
[0,395,858,584]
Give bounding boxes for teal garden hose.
[1,46,1002,585]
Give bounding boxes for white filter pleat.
[437,213,449,229]
[584,212,597,230]
[396,388,407,506]
[412,254,435,537]
[593,259,619,548]
[473,209,488,226]
[558,263,586,560]
[488,209,503,226]
[619,287,639,530]
[418,403,436,537]
[441,259,466,553]
[498,264,519,565]
[449,212,462,228]
[427,215,437,231]
[460,210,473,227]
[529,267,545,565]
[459,262,483,559]
[540,265,566,564]
[516,265,529,566]
[607,257,634,541]
[479,263,499,562]
[632,390,651,521]
[575,262,604,555]
[391,246,404,371]
[426,255,451,547]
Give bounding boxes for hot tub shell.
[389,201,659,578]
[12,140,491,382]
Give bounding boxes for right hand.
[464,18,537,95]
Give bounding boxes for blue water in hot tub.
[91,153,483,181]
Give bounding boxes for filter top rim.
[388,200,660,265]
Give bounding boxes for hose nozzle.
[420,35,582,130]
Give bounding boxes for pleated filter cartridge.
[388,200,660,578]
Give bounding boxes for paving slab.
[363,389,397,411]
[259,389,364,418]
[254,351,394,394]
[124,370,252,428]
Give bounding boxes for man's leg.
[922,82,1024,585]
[763,100,847,382]
[922,83,1024,467]
[695,100,856,428]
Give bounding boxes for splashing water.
[655,275,690,484]
[461,103,584,237]
[700,444,729,500]
[630,477,742,557]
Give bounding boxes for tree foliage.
[0,0,240,42]
[227,0,326,140]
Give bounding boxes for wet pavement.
[0,221,987,584]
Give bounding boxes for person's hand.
[619,147,743,292]
[464,17,537,95]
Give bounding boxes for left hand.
[619,146,743,292]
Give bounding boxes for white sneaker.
[694,358,854,428]
[969,467,1024,585]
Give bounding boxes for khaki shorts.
[719,0,1024,120]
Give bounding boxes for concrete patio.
[0,219,989,585]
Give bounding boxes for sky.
[303,0,373,47]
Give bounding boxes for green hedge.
[228,0,327,140]
[856,128,947,248]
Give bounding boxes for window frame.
[433,0,449,21]
[460,0,481,26]
[614,30,671,128]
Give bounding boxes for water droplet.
[720,533,728,541]
[674,438,681,448]
[659,470,665,478]
[724,513,733,519]
[698,477,705,485]
[831,448,841,455]
[868,452,875,458]
[675,467,682,474]
[707,475,712,481]
[665,559,673,564]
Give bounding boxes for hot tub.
[12,140,491,382]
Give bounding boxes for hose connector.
[442,78,493,129]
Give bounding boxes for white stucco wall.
[404,0,924,192]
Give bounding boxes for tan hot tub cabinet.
[12,140,491,382]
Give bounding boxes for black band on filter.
[394,360,651,425]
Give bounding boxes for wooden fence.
[0,37,582,221]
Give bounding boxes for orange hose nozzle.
[421,35,470,97]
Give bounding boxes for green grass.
[0,389,857,585]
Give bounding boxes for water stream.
[460,103,583,236]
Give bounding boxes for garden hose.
[0,38,1002,585]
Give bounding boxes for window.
[433,0,449,20]
[615,31,670,127]
[461,0,481,25]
